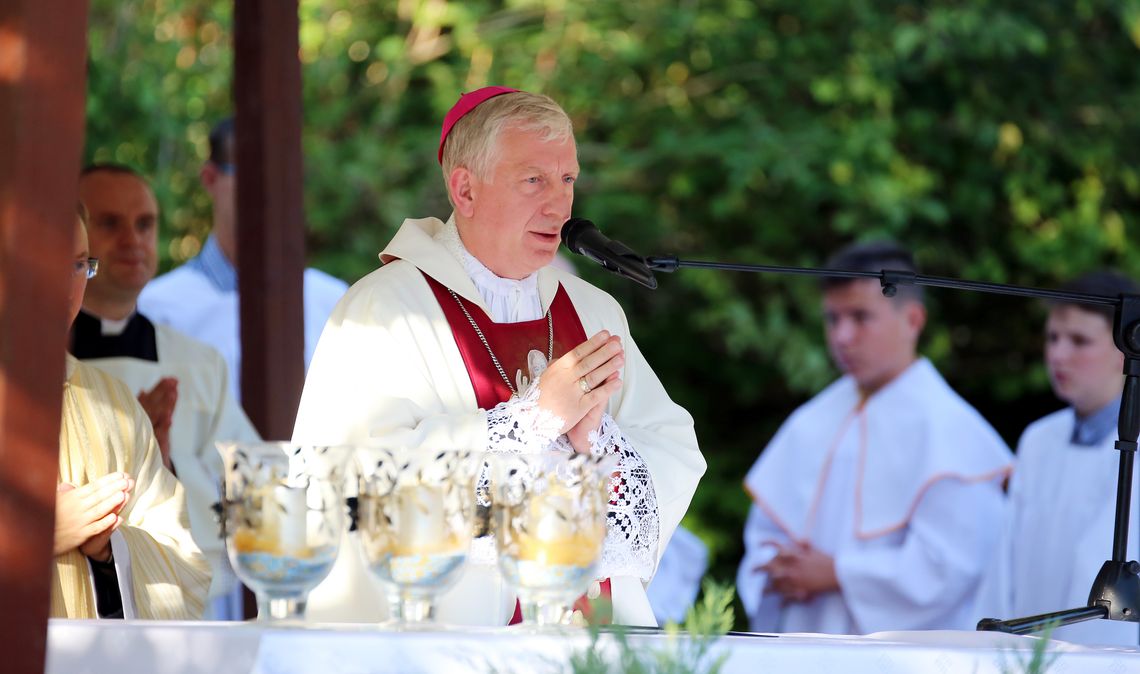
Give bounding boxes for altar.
[46,620,1140,674]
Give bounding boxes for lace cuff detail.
[589,413,660,583]
[484,379,565,455]
[478,380,564,511]
[484,395,659,583]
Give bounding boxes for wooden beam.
[0,2,89,672]
[232,0,306,441]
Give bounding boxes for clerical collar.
[100,315,131,336]
[1072,396,1122,447]
[70,309,159,362]
[435,219,543,323]
[186,234,237,292]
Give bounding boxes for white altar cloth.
[46,619,1140,673]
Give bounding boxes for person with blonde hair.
[54,204,209,619]
[294,87,705,626]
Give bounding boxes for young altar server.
[980,271,1140,646]
[737,241,1013,633]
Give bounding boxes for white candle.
[396,484,446,554]
[530,492,575,542]
[274,485,308,555]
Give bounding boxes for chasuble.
[293,216,705,626]
[53,356,209,619]
[71,311,259,612]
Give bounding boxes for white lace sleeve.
[588,413,659,583]
[477,380,565,514]
[484,379,564,455]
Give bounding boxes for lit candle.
[396,484,446,554]
[519,486,606,567]
[530,491,575,543]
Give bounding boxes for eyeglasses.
[72,257,99,280]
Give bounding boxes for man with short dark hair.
[981,271,1140,646]
[73,164,259,619]
[737,241,1012,633]
[137,118,349,399]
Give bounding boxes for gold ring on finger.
[578,377,592,394]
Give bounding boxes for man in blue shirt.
[138,118,348,400]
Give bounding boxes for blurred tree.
[86,0,1140,628]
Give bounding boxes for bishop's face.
[1045,305,1124,416]
[453,127,578,279]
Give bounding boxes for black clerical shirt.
[70,309,159,361]
[68,308,162,619]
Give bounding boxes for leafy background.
[85,0,1140,627]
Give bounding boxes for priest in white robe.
[293,87,705,626]
[737,242,1012,634]
[978,271,1140,646]
[54,205,209,619]
[73,166,260,619]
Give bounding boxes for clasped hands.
[758,540,839,604]
[54,472,135,563]
[537,330,625,454]
[137,377,178,472]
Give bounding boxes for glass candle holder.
[491,450,619,628]
[354,447,484,628]
[215,442,350,621]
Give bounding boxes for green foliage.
[86,0,1140,629]
[567,580,735,674]
[1000,622,1059,674]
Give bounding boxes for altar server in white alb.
[293,87,705,626]
[72,165,260,619]
[737,242,1013,634]
[979,271,1140,646]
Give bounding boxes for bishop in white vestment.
[293,88,705,626]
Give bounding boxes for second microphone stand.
[645,254,1140,637]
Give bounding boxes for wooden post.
[232,0,306,442]
[0,2,90,672]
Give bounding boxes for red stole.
[422,271,613,624]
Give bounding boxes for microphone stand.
[646,254,1140,636]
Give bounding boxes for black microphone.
[560,218,657,290]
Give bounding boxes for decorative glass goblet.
[491,450,620,628]
[215,442,351,621]
[354,446,484,628]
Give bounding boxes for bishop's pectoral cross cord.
[446,288,553,397]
